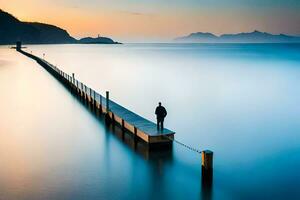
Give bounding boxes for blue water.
[1,43,300,199]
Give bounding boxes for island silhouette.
[175,30,300,43]
[0,9,120,45]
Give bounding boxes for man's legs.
[161,120,164,131]
[157,119,160,130]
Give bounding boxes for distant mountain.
[79,36,120,44]
[0,9,119,45]
[175,32,218,43]
[175,30,300,43]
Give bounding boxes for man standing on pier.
[155,102,167,131]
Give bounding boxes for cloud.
[118,10,153,17]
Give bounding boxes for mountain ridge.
[175,30,300,43]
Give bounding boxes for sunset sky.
[1,0,300,42]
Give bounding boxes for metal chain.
[163,135,202,154]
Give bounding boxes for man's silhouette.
[155,102,167,131]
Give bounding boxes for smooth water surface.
[1,43,300,200]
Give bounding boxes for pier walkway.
[18,49,175,146]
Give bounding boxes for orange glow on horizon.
[2,1,300,41]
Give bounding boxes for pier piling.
[99,95,102,113]
[105,91,111,124]
[106,91,109,112]
[72,73,75,83]
[202,150,213,170]
[202,150,213,189]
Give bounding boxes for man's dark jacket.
[155,106,167,120]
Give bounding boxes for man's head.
[158,102,161,106]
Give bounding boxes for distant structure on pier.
[16,41,21,51]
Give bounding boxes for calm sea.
[0,43,300,200]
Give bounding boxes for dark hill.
[0,10,119,45]
[0,9,76,44]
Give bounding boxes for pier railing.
[19,49,175,146]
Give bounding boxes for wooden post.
[202,150,213,170]
[121,119,125,139]
[93,90,96,107]
[72,73,75,85]
[68,75,70,86]
[106,91,109,112]
[84,85,87,101]
[69,75,72,89]
[99,95,102,113]
[88,89,91,104]
[105,91,110,125]
[76,80,79,94]
[112,113,115,124]
[121,119,125,132]
[202,150,213,191]
[134,127,138,149]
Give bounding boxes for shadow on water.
[201,167,213,200]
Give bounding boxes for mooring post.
[202,150,213,170]
[99,95,103,113]
[68,74,70,85]
[112,113,115,124]
[72,73,75,85]
[134,127,138,149]
[85,85,87,101]
[106,91,110,112]
[89,89,92,105]
[76,80,79,94]
[93,90,96,107]
[201,150,213,190]
[121,119,125,132]
[105,91,111,125]
[121,119,125,139]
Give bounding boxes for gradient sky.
[1,0,300,42]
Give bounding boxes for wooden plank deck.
[18,49,175,146]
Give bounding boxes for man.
[155,102,167,131]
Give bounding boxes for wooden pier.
[18,48,175,148]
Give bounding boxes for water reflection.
[201,167,213,200]
[2,44,300,199]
